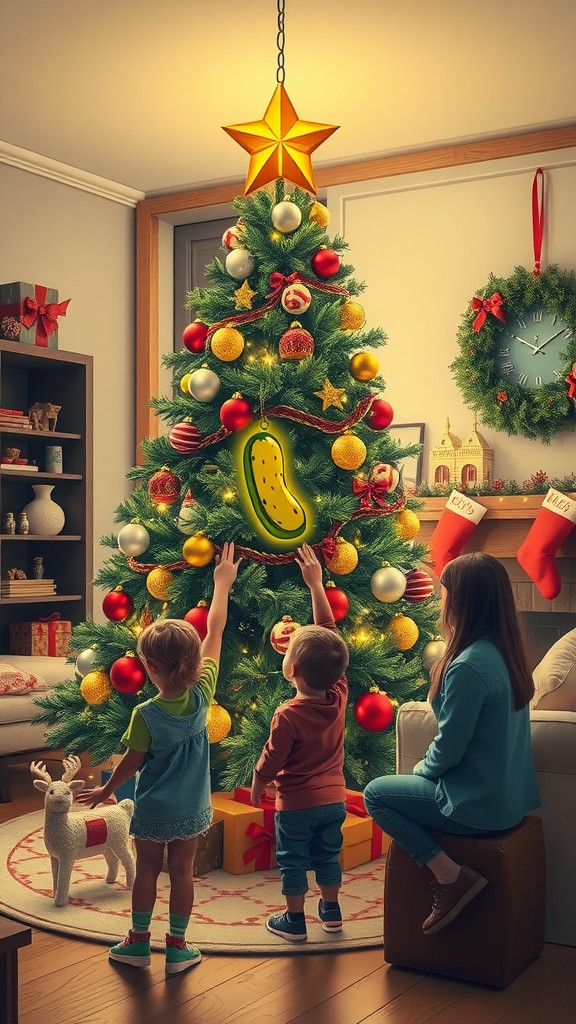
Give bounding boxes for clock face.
[496,307,573,388]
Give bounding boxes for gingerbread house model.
[429,415,494,487]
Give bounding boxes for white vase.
[23,485,65,536]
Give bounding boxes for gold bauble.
[80,670,112,706]
[207,700,232,743]
[324,537,359,575]
[146,567,174,600]
[349,352,379,381]
[182,533,215,567]
[309,201,331,229]
[180,372,193,394]
[339,300,366,331]
[331,432,367,471]
[388,613,419,651]
[211,326,245,362]
[395,509,421,541]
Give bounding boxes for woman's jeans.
[275,802,347,895]
[364,774,488,866]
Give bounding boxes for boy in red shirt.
[251,543,350,942]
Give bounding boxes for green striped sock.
[169,913,190,940]
[132,910,152,934]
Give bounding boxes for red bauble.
[102,589,134,622]
[324,584,349,622]
[311,247,341,278]
[184,601,210,640]
[110,655,147,694]
[182,321,208,353]
[220,394,254,431]
[354,689,394,732]
[403,569,435,603]
[279,322,315,360]
[148,467,181,506]
[169,421,201,454]
[366,399,394,430]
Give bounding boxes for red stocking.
[428,490,487,577]
[517,488,576,599]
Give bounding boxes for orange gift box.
[212,791,278,875]
[344,789,391,863]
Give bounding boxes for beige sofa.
[0,655,70,801]
[396,700,576,947]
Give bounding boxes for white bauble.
[370,565,407,603]
[188,367,221,402]
[422,637,447,671]
[75,648,97,678]
[117,523,150,557]
[271,201,302,233]
[225,248,255,280]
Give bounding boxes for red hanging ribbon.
[471,292,506,333]
[352,477,390,509]
[20,287,71,344]
[532,168,545,277]
[566,363,576,400]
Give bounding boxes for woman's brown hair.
[137,618,202,689]
[429,552,535,711]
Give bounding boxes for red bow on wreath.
[21,295,71,342]
[566,363,576,400]
[471,292,506,333]
[352,477,390,509]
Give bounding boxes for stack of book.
[0,407,31,429]
[1,578,56,598]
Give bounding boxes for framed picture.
[391,423,425,490]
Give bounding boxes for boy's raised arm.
[294,544,334,625]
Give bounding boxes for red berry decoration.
[184,600,209,640]
[182,321,208,353]
[220,393,254,431]
[169,420,201,454]
[324,582,349,622]
[148,466,181,506]
[354,688,394,732]
[311,247,341,278]
[102,588,134,622]
[366,399,394,430]
[110,655,147,694]
[278,322,314,360]
[403,569,434,603]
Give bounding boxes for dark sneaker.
[423,865,488,935]
[165,934,202,975]
[266,911,307,943]
[318,899,343,932]
[109,929,151,967]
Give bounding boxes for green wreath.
[451,265,576,443]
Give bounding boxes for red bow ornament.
[471,292,506,333]
[242,821,276,870]
[352,477,389,509]
[21,292,71,344]
[566,363,576,400]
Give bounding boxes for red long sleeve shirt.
[254,624,347,811]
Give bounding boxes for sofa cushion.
[0,662,49,696]
[532,628,576,712]
[0,656,70,727]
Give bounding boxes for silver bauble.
[117,523,151,557]
[370,565,407,603]
[175,502,196,536]
[271,200,302,233]
[225,248,255,280]
[188,367,221,402]
[422,637,447,671]
[75,648,97,678]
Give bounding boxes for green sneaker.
[165,934,202,975]
[109,930,151,967]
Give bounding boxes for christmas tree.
[34,179,440,789]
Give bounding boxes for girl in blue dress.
[78,542,241,974]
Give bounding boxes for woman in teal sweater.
[364,552,540,935]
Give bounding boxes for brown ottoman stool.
[383,815,545,988]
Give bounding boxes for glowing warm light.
[222,489,237,502]
[270,230,282,242]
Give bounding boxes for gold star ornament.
[234,279,257,310]
[223,83,339,196]
[314,378,347,411]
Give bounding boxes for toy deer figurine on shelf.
[30,755,135,907]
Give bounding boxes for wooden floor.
[2,765,576,1024]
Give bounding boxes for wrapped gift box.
[0,282,70,348]
[9,616,71,657]
[212,790,277,874]
[344,790,391,864]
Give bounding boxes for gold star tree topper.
[314,378,347,411]
[223,83,339,196]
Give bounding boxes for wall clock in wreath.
[451,264,576,443]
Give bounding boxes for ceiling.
[1,0,575,198]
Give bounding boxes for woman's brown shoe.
[423,865,488,935]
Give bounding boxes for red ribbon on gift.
[243,821,276,870]
[471,292,506,333]
[566,364,576,400]
[352,477,390,509]
[19,286,70,346]
[344,790,385,860]
[37,612,62,657]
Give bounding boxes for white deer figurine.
[31,756,136,907]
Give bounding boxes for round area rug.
[0,811,385,954]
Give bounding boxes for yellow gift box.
[212,791,277,875]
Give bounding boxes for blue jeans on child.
[364,774,490,866]
[275,802,347,896]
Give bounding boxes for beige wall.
[0,163,135,617]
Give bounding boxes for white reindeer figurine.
[31,756,136,907]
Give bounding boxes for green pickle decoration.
[243,430,307,541]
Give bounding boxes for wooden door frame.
[135,124,576,455]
